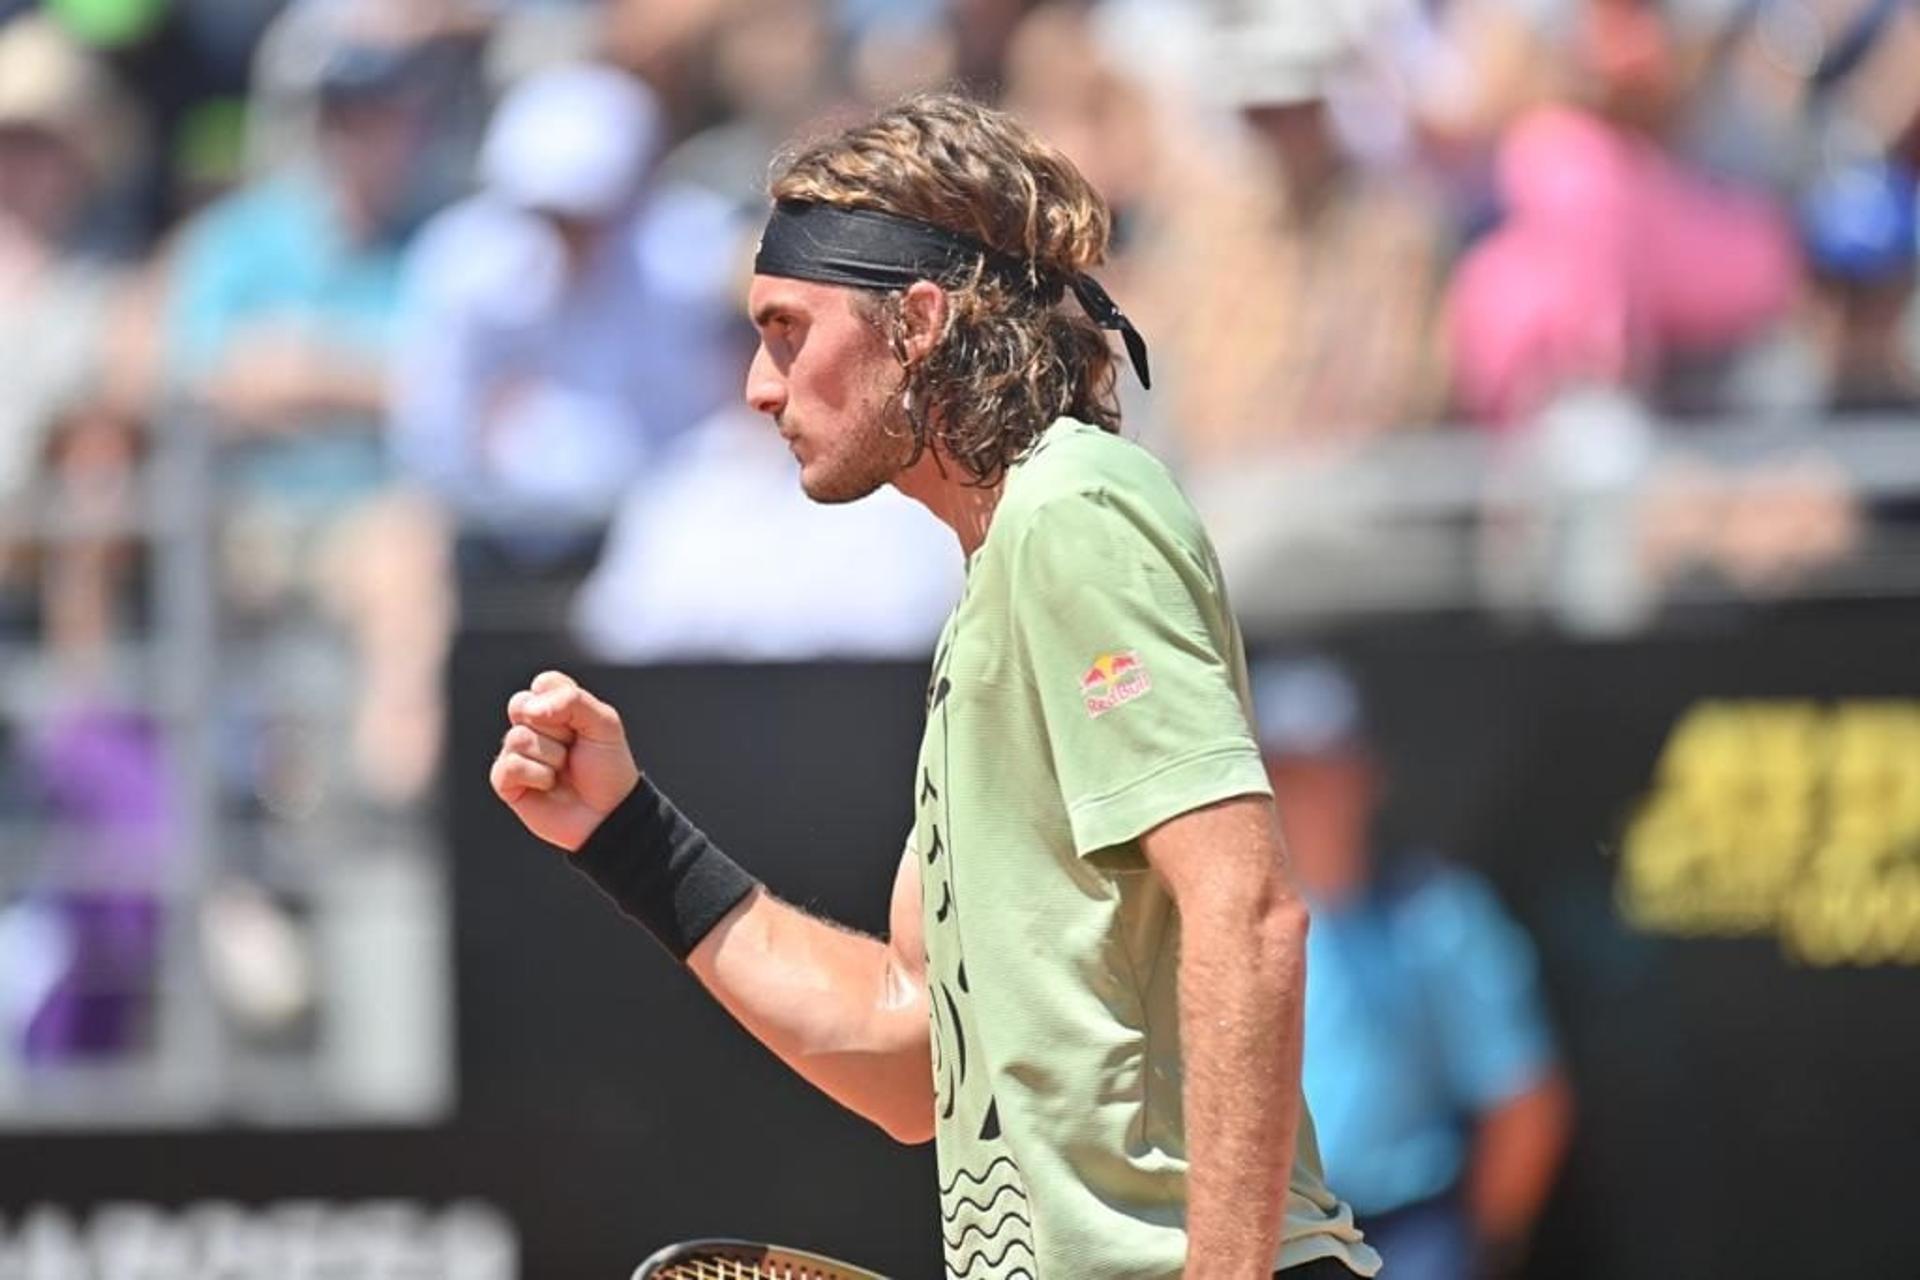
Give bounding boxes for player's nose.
[745,345,786,418]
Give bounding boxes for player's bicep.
[1139,793,1289,912]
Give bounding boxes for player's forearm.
[1177,887,1308,1278]
[689,888,934,1143]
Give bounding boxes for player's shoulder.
[997,418,1199,539]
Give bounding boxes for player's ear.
[897,280,948,368]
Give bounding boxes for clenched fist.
[491,670,641,852]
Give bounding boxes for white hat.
[1251,655,1367,757]
[480,62,661,219]
[0,17,113,154]
[1209,0,1377,108]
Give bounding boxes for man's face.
[0,123,89,239]
[745,274,914,503]
[317,94,425,219]
[1266,751,1377,905]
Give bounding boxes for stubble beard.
[797,392,918,505]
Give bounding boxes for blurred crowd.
[0,0,1910,1252]
[2,0,1917,812]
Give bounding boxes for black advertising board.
[3,613,1917,1278]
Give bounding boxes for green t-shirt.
[913,419,1381,1278]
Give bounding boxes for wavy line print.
[941,1207,1034,1250]
[951,1236,1037,1276]
[936,1182,1029,1220]
[938,1155,1022,1196]
[938,1181,1028,1223]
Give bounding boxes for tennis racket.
[630,1238,891,1279]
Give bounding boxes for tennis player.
[491,93,1381,1279]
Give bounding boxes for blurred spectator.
[1255,655,1573,1279]
[945,0,1035,90]
[1127,3,1448,465]
[999,4,1162,431]
[603,0,733,134]
[1767,0,1920,416]
[392,61,742,594]
[162,7,454,809]
[7,699,170,1066]
[1636,448,1863,597]
[1,394,167,1069]
[572,399,962,662]
[1447,100,1800,427]
[1794,156,1920,410]
[657,0,843,214]
[1685,0,1920,186]
[481,2,604,94]
[0,16,140,511]
[247,0,496,216]
[1693,0,1920,421]
[845,6,956,109]
[1440,0,1807,427]
[31,397,149,664]
[164,18,429,457]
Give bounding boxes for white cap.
[0,17,109,150]
[1251,655,1366,757]
[480,63,660,218]
[1208,0,1379,108]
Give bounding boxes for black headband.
[753,199,1151,389]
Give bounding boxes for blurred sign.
[0,1200,516,1280]
[1621,700,1920,965]
[7,621,1920,1279]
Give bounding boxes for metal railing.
[0,407,451,1129]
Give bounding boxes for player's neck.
[893,445,1004,559]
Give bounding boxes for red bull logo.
[1080,649,1152,718]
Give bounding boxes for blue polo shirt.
[165,170,407,506]
[1302,856,1558,1216]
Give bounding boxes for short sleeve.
[1413,869,1559,1110]
[1008,489,1270,858]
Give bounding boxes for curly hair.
[768,92,1122,487]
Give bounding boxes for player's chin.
[798,456,887,505]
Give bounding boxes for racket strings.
[651,1257,847,1279]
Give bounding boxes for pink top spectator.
[1447,107,1800,427]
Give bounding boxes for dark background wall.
[6,612,1920,1278]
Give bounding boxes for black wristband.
[568,776,759,961]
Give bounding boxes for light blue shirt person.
[1303,858,1559,1214]
[1254,655,1573,1280]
